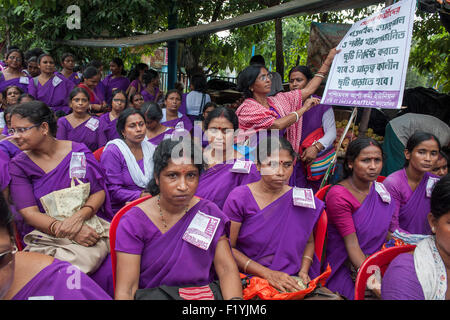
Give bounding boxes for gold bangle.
[244,259,252,273]
[81,204,95,214]
[49,220,58,236]
[303,255,313,262]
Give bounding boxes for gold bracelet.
[244,259,252,273]
[49,220,59,236]
[81,205,95,214]
[303,255,313,262]
[315,73,325,78]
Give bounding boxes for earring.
[432,227,436,233]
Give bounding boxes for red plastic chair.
[354,244,416,300]
[13,221,23,251]
[376,176,386,183]
[93,146,105,161]
[110,195,152,293]
[314,185,331,262]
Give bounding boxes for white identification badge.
[175,121,184,130]
[52,76,62,87]
[163,133,172,141]
[292,187,316,209]
[69,152,87,179]
[85,118,99,131]
[28,296,54,300]
[182,211,221,250]
[19,76,29,84]
[230,159,251,174]
[375,182,391,204]
[426,177,440,198]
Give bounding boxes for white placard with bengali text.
[321,0,416,109]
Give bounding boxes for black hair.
[127,63,148,82]
[141,101,163,122]
[110,89,128,109]
[88,60,103,70]
[68,87,90,103]
[430,173,450,219]
[37,53,53,65]
[204,106,239,131]
[18,93,35,104]
[5,49,25,67]
[201,102,217,120]
[256,136,297,165]
[111,58,126,75]
[288,65,314,81]
[116,108,145,139]
[27,56,38,64]
[24,48,44,61]
[0,192,14,238]
[250,55,266,66]
[146,138,204,196]
[190,74,207,93]
[164,89,182,101]
[81,66,98,81]
[343,137,383,179]
[9,101,58,137]
[2,86,23,100]
[143,69,159,86]
[60,53,75,64]
[237,64,266,99]
[3,105,17,123]
[404,131,441,167]
[130,92,144,104]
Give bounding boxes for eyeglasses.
[8,124,40,135]
[8,56,22,62]
[257,73,273,82]
[0,247,17,269]
[113,98,126,104]
[133,97,144,102]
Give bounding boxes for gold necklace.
[349,177,370,195]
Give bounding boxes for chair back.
[93,146,105,161]
[354,244,416,300]
[110,195,152,292]
[313,209,327,262]
[376,176,386,183]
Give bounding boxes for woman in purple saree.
[196,107,260,209]
[56,87,106,152]
[324,138,394,300]
[102,58,130,104]
[160,89,193,133]
[0,49,31,94]
[141,69,162,103]
[114,139,243,300]
[141,101,175,147]
[381,174,450,300]
[383,131,441,235]
[0,194,111,300]
[7,100,113,253]
[224,136,323,293]
[98,90,128,145]
[27,54,75,115]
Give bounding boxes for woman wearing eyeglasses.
[98,90,128,145]
[0,49,31,94]
[235,48,339,185]
[0,193,111,300]
[56,87,105,152]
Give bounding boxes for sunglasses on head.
[0,246,17,269]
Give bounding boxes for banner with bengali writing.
[321,0,416,109]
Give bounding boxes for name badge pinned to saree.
[163,133,172,141]
[85,118,99,131]
[52,76,62,87]
[182,211,221,250]
[426,177,440,198]
[69,152,87,179]
[293,187,316,209]
[374,182,391,204]
[19,76,29,84]
[175,121,185,130]
[230,159,251,174]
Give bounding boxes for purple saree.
[160,109,193,133]
[0,139,21,160]
[381,252,425,300]
[383,169,439,235]
[223,185,324,278]
[324,183,394,299]
[12,258,111,300]
[98,112,120,146]
[0,150,10,190]
[115,198,230,289]
[141,86,160,102]
[56,116,106,152]
[147,128,175,147]
[195,159,261,209]
[100,143,145,213]
[102,74,130,104]
[9,141,114,239]
[0,73,31,93]
[27,74,75,114]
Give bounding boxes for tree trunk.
[274,17,284,80]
